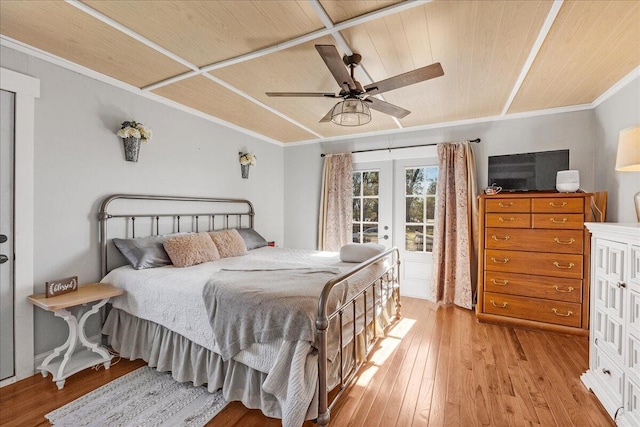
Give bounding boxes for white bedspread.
[103,246,388,427]
[103,247,383,372]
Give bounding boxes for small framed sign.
[45,276,78,298]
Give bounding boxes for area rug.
[45,366,227,427]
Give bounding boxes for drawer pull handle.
[553,261,575,269]
[554,237,575,245]
[491,279,509,286]
[491,257,510,264]
[554,286,575,293]
[552,308,573,317]
[549,201,568,208]
[549,217,568,224]
[491,235,510,241]
[602,368,611,376]
[616,282,626,289]
[498,217,515,222]
[490,300,508,308]
[498,202,514,208]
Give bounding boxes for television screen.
[488,149,569,192]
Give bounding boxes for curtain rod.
[320,138,481,157]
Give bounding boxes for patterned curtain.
[318,153,353,252]
[430,141,478,309]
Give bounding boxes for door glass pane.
[352,224,361,243]
[353,173,361,196]
[405,166,437,253]
[363,171,379,196]
[363,199,378,222]
[406,197,424,223]
[405,225,423,251]
[424,225,435,252]
[353,198,361,222]
[352,170,379,244]
[406,168,425,195]
[362,224,379,243]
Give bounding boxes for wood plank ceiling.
[1,0,638,144]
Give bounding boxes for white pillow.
[339,243,386,263]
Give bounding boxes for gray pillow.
[236,228,268,250]
[113,234,180,269]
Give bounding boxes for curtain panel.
[430,142,478,309]
[318,153,353,252]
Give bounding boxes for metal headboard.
[98,194,254,277]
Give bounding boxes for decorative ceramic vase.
[123,137,141,162]
[241,164,250,179]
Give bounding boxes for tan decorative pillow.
[163,232,220,267]
[208,229,248,259]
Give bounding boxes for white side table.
[28,282,123,390]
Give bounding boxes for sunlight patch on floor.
[368,317,416,366]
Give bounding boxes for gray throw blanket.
[202,268,343,361]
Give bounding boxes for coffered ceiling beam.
[501,0,564,116]
[201,73,324,139]
[143,0,432,91]
[64,0,431,138]
[65,0,199,72]
[307,0,406,129]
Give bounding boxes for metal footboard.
[316,247,401,426]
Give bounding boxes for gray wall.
[593,77,640,223]
[1,46,284,355]
[283,109,599,250]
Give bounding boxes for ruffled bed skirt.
[103,308,317,420]
[103,290,397,423]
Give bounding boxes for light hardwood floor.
[0,297,614,426]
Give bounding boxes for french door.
[353,157,438,300]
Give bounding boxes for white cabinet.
[582,223,640,425]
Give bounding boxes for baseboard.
[0,376,17,388]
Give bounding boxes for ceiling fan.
[265,44,444,126]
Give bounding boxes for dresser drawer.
[485,228,583,254]
[531,197,583,213]
[483,292,581,327]
[592,345,625,404]
[485,213,530,228]
[485,249,583,279]
[531,213,584,230]
[485,198,530,213]
[484,271,582,302]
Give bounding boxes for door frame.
[0,67,39,386]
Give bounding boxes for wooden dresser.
[476,192,593,335]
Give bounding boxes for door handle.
[0,234,6,243]
[0,254,8,264]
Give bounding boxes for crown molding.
[591,65,640,109]
[286,102,595,146]
[0,36,284,147]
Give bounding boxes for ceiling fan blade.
[365,97,411,119]
[265,92,338,98]
[364,62,444,95]
[319,108,333,123]
[315,45,356,90]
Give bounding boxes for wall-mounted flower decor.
[116,120,152,162]
[239,152,256,179]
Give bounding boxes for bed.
[98,194,401,426]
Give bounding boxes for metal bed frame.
[98,194,401,426]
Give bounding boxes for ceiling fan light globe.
[330,99,371,126]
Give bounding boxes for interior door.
[352,161,392,248]
[394,158,438,300]
[0,89,15,381]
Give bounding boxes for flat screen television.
[487,149,569,192]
